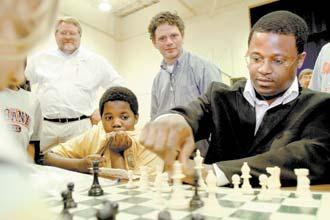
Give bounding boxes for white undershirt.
[166,64,174,73]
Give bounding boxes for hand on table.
[78,154,105,173]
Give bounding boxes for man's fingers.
[178,136,196,166]
[153,126,168,153]
[164,147,177,170]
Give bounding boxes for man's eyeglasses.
[57,31,79,37]
[245,54,299,69]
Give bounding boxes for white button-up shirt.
[25,48,125,118]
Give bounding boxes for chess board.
[43,182,330,220]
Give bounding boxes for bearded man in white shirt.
[25,17,125,152]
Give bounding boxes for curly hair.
[248,11,308,54]
[99,87,139,116]
[148,11,185,40]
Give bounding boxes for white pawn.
[153,165,163,187]
[241,162,253,195]
[257,174,271,201]
[126,170,137,189]
[160,172,171,193]
[139,166,149,191]
[231,174,241,195]
[194,149,207,190]
[205,170,217,193]
[153,170,166,207]
[168,161,188,210]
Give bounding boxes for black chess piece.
[61,191,73,220]
[96,201,119,220]
[189,172,204,209]
[88,160,104,196]
[111,201,119,216]
[191,213,204,220]
[158,210,172,220]
[66,182,77,208]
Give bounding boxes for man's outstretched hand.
[139,114,195,169]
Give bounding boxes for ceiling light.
[98,0,112,12]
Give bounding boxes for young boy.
[44,86,163,176]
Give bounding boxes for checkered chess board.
[42,182,330,220]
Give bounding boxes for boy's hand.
[106,131,132,153]
[78,154,105,173]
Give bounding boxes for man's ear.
[297,52,307,69]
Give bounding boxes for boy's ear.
[134,115,139,124]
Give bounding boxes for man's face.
[153,23,183,64]
[247,32,305,96]
[55,22,81,54]
[101,101,138,133]
[299,74,312,88]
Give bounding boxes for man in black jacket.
[140,10,330,186]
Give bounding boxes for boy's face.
[101,101,138,133]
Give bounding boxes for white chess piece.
[206,170,217,193]
[257,174,271,201]
[294,168,312,199]
[153,171,166,207]
[241,162,253,195]
[168,161,188,209]
[160,172,172,193]
[139,166,149,191]
[153,165,163,187]
[126,170,137,189]
[231,174,241,195]
[203,170,222,213]
[266,167,281,197]
[194,149,207,190]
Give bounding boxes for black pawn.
[111,201,119,216]
[88,160,104,196]
[66,182,77,208]
[96,201,119,220]
[158,210,172,220]
[191,213,204,220]
[61,191,73,220]
[189,172,204,209]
